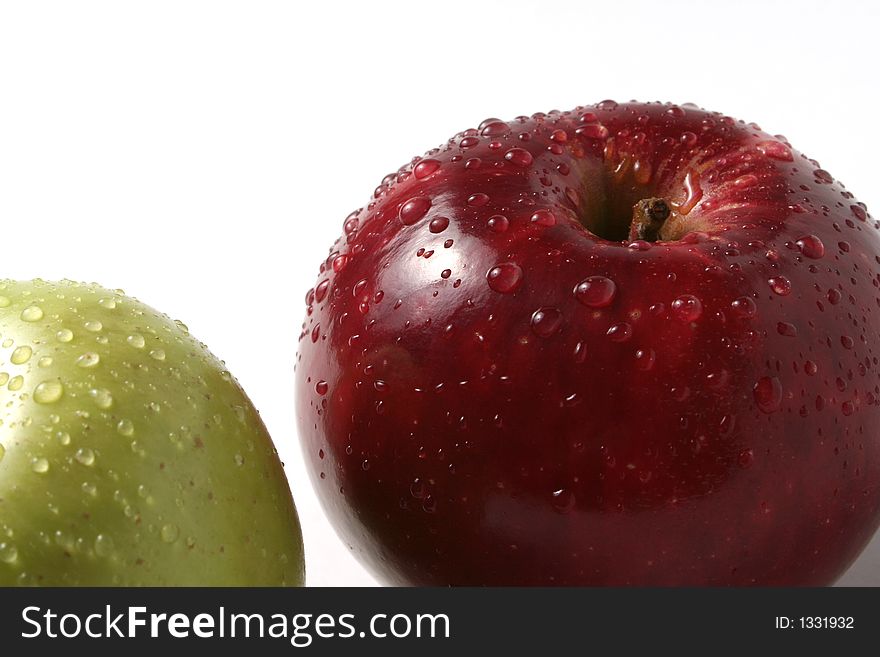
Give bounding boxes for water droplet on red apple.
[550,129,567,143]
[310,324,321,343]
[486,262,524,294]
[429,216,450,233]
[730,296,757,318]
[768,276,792,296]
[606,322,632,342]
[757,140,793,161]
[487,215,509,232]
[551,488,575,513]
[850,204,867,222]
[827,288,841,305]
[753,376,783,413]
[504,148,533,167]
[634,348,656,371]
[400,197,432,225]
[414,159,441,180]
[671,294,703,322]
[575,124,609,139]
[795,234,825,259]
[574,276,617,308]
[597,99,618,110]
[460,136,479,149]
[315,380,329,395]
[733,174,758,188]
[480,121,510,137]
[805,360,818,376]
[465,157,481,170]
[813,168,833,184]
[573,341,587,363]
[680,131,697,146]
[530,209,556,226]
[467,193,490,207]
[737,449,754,468]
[530,308,563,337]
[777,322,797,337]
[314,279,330,303]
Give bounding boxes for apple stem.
[629,198,671,242]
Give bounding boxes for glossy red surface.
[296,101,880,585]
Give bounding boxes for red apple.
[296,101,880,585]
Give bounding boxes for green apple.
[0,279,304,585]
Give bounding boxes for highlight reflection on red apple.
[297,100,880,585]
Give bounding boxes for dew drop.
[487,215,509,232]
[777,322,798,337]
[160,524,180,543]
[757,140,793,161]
[768,276,792,296]
[551,488,575,513]
[733,174,758,188]
[480,121,510,137]
[34,380,64,404]
[10,346,33,364]
[76,352,100,368]
[399,197,432,225]
[504,148,533,167]
[89,388,113,409]
[20,305,43,322]
[753,376,783,413]
[31,457,49,474]
[671,295,702,322]
[413,159,441,180]
[429,216,450,233]
[314,280,330,304]
[467,192,490,207]
[730,296,757,318]
[530,308,563,337]
[486,263,523,294]
[56,328,74,343]
[795,235,825,259]
[117,419,135,436]
[574,276,617,308]
[680,131,697,146]
[530,209,556,226]
[575,123,609,139]
[606,322,633,342]
[634,348,656,371]
[149,348,166,361]
[850,205,867,222]
[8,375,23,391]
[75,447,96,466]
[84,320,103,332]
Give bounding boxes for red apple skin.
[296,101,880,585]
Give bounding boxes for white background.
[1,0,877,586]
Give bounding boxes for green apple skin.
[0,280,304,586]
